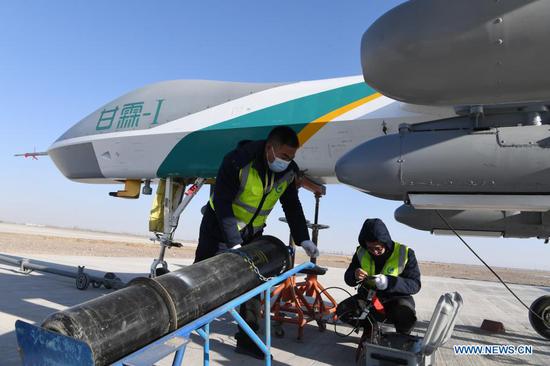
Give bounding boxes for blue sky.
[0,1,548,270]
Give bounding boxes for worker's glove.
[373,274,388,290]
[300,240,319,258]
[216,241,241,254]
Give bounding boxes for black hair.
[267,126,300,148]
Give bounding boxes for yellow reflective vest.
[210,161,295,234]
[356,242,409,276]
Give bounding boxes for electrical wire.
[319,285,386,339]
[435,210,545,323]
[317,286,359,337]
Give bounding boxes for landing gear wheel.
[529,295,550,339]
[76,273,90,290]
[91,281,101,288]
[103,272,117,289]
[155,267,170,277]
[150,259,169,278]
[317,319,327,332]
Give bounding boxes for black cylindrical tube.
[156,235,291,326]
[41,236,290,365]
[42,281,172,365]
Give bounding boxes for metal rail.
[0,253,125,290]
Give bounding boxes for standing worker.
[194,126,319,359]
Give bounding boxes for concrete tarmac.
[0,254,548,365]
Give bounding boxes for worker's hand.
[300,240,319,258]
[355,268,368,282]
[373,274,388,290]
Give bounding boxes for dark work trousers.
[194,205,226,263]
[194,205,263,347]
[337,293,417,335]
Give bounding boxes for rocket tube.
[42,235,291,365]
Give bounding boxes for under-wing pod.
[336,123,550,201]
[395,205,550,239]
[361,0,550,105]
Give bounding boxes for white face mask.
[268,146,291,172]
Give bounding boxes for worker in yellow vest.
[194,126,318,359]
[337,218,421,338]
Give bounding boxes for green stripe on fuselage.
[157,82,375,178]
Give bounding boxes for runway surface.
[0,254,548,365]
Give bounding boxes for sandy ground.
[0,223,549,287]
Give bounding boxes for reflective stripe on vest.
[356,242,409,276]
[210,162,295,230]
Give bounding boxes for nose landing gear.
[149,177,205,278]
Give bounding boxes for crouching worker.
[337,218,421,341]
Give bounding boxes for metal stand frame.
[272,189,338,339]
[296,192,338,322]
[16,262,315,366]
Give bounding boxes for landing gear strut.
[149,177,205,278]
[529,295,550,339]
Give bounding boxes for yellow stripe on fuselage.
[298,92,382,145]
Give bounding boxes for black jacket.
[344,219,421,296]
[212,140,310,246]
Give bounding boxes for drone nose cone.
[48,141,104,180]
